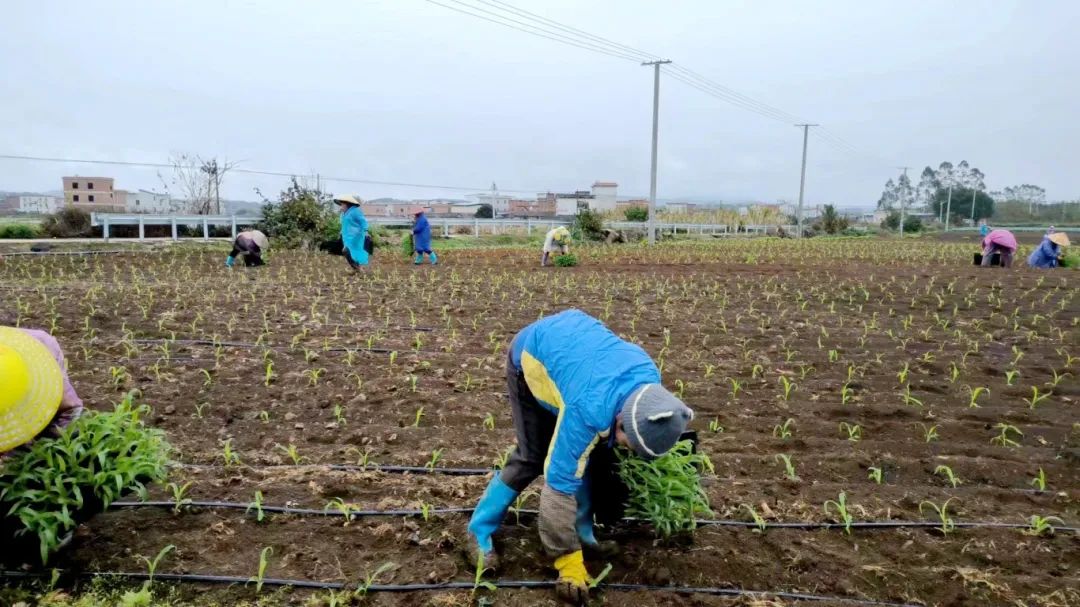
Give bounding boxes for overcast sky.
[2,1,1077,207]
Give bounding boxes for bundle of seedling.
[617,439,714,538]
[554,253,579,267]
[0,392,171,564]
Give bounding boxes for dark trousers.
[231,237,263,266]
[499,355,556,493]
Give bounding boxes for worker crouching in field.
[225,229,269,267]
[467,309,693,605]
[980,228,1018,268]
[1028,231,1070,268]
[335,194,372,271]
[0,327,83,457]
[541,226,572,267]
[412,210,437,265]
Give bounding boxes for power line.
[0,153,539,194]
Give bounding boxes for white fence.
[90,213,783,242]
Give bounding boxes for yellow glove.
[554,550,590,605]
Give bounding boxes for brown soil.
[0,240,1077,607]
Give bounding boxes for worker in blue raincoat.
[1028,232,1070,268]
[412,210,437,265]
[335,194,370,271]
[467,309,694,605]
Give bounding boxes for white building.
[555,191,592,216]
[2,195,64,214]
[590,181,618,212]
[125,190,175,214]
[470,192,512,215]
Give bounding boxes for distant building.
[616,199,648,212]
[590,181,618,212]
[125,190,175,214]
[361,202,428,217]
[63,176,123,212]
[1,195,64,214]
[509,198,555,217]
[470,192,512,216]
[664,202,698,215]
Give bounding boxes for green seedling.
[900,384,923,408]
[703,364,716,379]
[948,362,961,383]
[990,423,1023,448]
[220,438,240,466]
[741,503,767,532]
[494,445,515,470]
[918,423,939,443]
[408,374,419,393]
[1048,369,1070,388]
[751,364,764,380]
[355,562,395,597]
[840,382,854,406]
[324,498,357,523]
[412,406,425,428]
[773,418,795,440]
[246,491,266,523]
[934,465,961,488]
[1010,345,1024,366]
[482,412,496,430]
[966,385,988,409]
[1030,467,1047,492]
[1024,515,1064,537]
[508,489,538,525]
[897,362,909,385]
[248,547,273,594]
[109,366,130,388]
[778,376,797,401]
[728,377,742,399]
[276,443,303,465]
[774,453,798,481]
[259,410,270,423]
[823,492,854,535]
[263,361,275,387]
[193,403,209,419]
[1025,386,1051,409]
[588,563,614,590]
[333,404,346,426]
[1004,369,1019,386]
[838,422,862,442]
[166,481,193,513]
[426,448,443,471]
[919,498,957,534]
[471,553,496,596]
[139,544,176,585]
[867,467,884,485]
[419,502,434,522]
[708,418,724,433]
[674,378,687,398]
[617,440,713,537]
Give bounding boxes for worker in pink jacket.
[0,326,83,456]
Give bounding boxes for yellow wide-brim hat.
[1048,232,1070,247]
[0,327,63,452]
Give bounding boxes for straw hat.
[1048,232,1070,247]
[0,327,63,452]
[333,194,362,206]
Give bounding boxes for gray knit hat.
[621,384,694,459]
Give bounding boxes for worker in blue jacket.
[412,210,437,265]
[467,309,693,605]
[1027,231,1070,268]
[335,194,370,271]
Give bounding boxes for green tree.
[475,204,493,218]
[818,204,849,235]
[624,206,648,222]
[929,187,994,223]
[573,209,604,241]
[881,211,922,233]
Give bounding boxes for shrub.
[554,253,578,267]
[257,178,337,249]
[817,204,849,235]
[624,206,648,222]
[41,207,93,238]
[475,204,493,219]
[617,440,714,537]
[0,393,171,563]
[0,224,40,239]
[573,209,604,241]
[880,211,923,233]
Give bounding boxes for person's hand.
[554,550,590,605]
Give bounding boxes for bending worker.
[335,194,370,271]
[1028,231,1070,268]
[981,227,1018,268]
[1,326,83,456]
[412,209,437,265]
[225,229,269,267]
[541,226,572,267]
[467,309,693,605]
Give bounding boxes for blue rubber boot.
[414,253,423,265]
[429,251,438,265]
[466,475,517,570]
[225,256,235,267]
[577,480,620,558]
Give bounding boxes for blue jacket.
[1027,238,1060,269]
[412,213,432,252]
[510,309,660,495]
[341,206,369,265]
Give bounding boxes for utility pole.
[897,166,910,236]
[944,185,953,232]
[491,182,499,216]
[642,59,671,245]
[969,188,978,223]
[794,124,818,238]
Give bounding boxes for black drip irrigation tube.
[0,569,926,606]
[130,338,448,356]
[108,500,1079,533]
[0,249,137,258]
